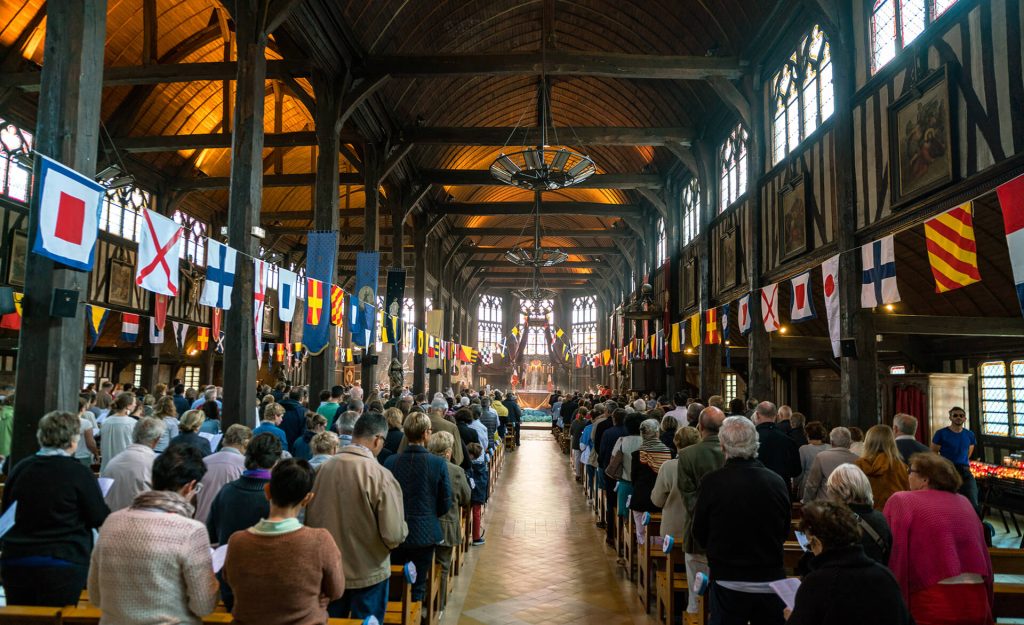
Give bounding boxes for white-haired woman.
[629,418,674,545]
[827,463,893,565]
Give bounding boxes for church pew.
[637,513,665,612]
[385,564,422,625]
[60,606,363,625]
[654,540,689,625]
[0,606,62,624]
[426,559,442,625]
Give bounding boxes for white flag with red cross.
[31,155,104,270]
[135,209,182,296]
[761,282,780,333]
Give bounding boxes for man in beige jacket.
[306,412,408,624]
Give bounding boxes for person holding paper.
[170,409,213,457]
[1,410,110,606]
[223,459,344,625]
[785,501,911,625]
[100,417,166,511]
[88,444,218,625]
[100,393,139,471]
[195,424,253,524]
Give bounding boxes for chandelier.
[511,267,558,303]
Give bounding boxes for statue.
[388,354,404,391]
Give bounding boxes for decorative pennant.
[924,201,981,293]
[689,312,700,347]
[821,255,841,358]
[171,321,189,351]
[200,240,236,309]
[705,308,721,345]
[31,154,103,270]
[789,271,816,322]
[722,303,731,369]
[330,284,344,326]
[0,289,21,330]
[253,259,267,367]
[197,326,209,351]
[121,313,139,343]
[738,293,752,336]
[278,268,298,322]
[148,316,164,344]
[861,235,901,308]
[303,231,338,355]
[275,343,285,362]
[154,293,167,329]
[306,278,324,326]
[998,174,1024,314]
[211,308,221,338]
[602,349,612,365]
[761,283,780,332]
[215,331,224,354]
[88,305,108,347]
[135,209,182,296]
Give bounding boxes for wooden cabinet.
[880,373,970,442]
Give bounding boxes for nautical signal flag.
[761,283,780,332]
[670,321,683,353]
[200,240,236,309]
[197,327,209,351]
[924,202,981,293]
[135,209,182,296]
[253,260,267,368]
[602,349,613,366]
[330,285,344,326]
[705,308,721,344]
[821,255,841,358]
[738,293,752,336]
[789,271,816,322]
[278,268,298,322]
[121,313,139,343]
[383,310,399,344]
[275,343,285,362]
[148,316,164,344]
[861,235,901,308]
[0,289,22,330]
[689,313,701,347]
[416,329,425,355]
[306,278,323,326]
[31,155,104,270]
[172,321,189,351]
[998,173,1024,314]
[88,305,108,347]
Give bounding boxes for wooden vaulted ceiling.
[0,0,783,290]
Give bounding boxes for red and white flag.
[135,209,182,296]
[738,293,752,336]
[254,259,267,368]
[761,283,780,332]
[789,271,816,322]
[31,155,104,270]
[821,255,841,357]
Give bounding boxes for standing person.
[384,412,452,602]
[598,409,627,546]
[152,396,180,453]
[467,443,489,545]
[383,407,405,453]
[802,427,860,503]
[651,426,700,541]
[931,406,980,512]
[306,412,408,623]
[570,409,590,480]
[785,501,912,625]
[692,416,791,625]
[309,432,339,471]
[849,427,866,456]
[629,418,673,545]
[427,431,471,608]
[788,412,809,447]
[676,407,726,625]
[796,422,830,499]
[855,425,910,510]
[825,464,893,565]
[100,393,138,471]
[892,413,930,463]
[170,409,213,457]
[279,387,308,450]
[1,411,109,606]
[253,403,289,449]
[317,385,344,430]
[101,417,165,511]
[88,444,219,625]
[502,392,523,448]
[171,383,191,417]
[292,412,327,461]
[776,405,794,433]
[885,453,993,625]
[195,424,252,524]
[751,401,802,491]
[223,459,345,625]
[75,394,101,467]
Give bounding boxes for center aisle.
[443,431,655,625]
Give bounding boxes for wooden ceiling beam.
[360,51,743,80]
[450,227,632,239]
[467,246,619,256]
[0,60,313,91]
[419,170,662,189]
[428,202,639,217]
[172,172,362,190]
[115,131,362,153]
[400,126,693,146]
[469,260,607,269]
[872,314,1024,337]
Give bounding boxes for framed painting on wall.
[106,258,134,307]
[6,230,26,287]
[888,65,958,206]
[719,228,738,290]
[778,175,808,261]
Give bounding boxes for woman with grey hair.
[827,463,892,564]
[1,411,110,606]
[629,419,674,545]
[426,430,470,608]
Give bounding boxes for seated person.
[224,459,345,625]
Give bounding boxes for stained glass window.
[520,299,553,356]
[100,186,151,242]
[771,25,834,165]
[572,296,598,355]
[173,210,208,267]
[656,218,667,266]
[477,295,503,353]
[681,177,700,245]
[0,117,32,203]
[871,0,960,73]
[719,124,749,211]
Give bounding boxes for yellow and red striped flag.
[924,202,981,293]
[329,285,344,326]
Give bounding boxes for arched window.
[871,0,959,73]
[477,295,503,353]
[681,177,700,245]
[519,298,553,356]
[100,186,152,242]
[771,25,834,165]
[0,117,33,203]
[572,296,598,355]
[719,124,749,211]
[656,217,667,266]
[173,210,208,266]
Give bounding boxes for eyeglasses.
[193,482,204,494]
[951,413,966,418]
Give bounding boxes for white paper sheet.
[769,578,801,611]
[0,502,16,539]
[210,544,228,574]
[97,477,115,497]
[794,530,811,552]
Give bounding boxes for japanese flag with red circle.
[820,255,841,358]
[31,154,104,270]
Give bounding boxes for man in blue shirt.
[171,384,190,417]
[931,406,979,513]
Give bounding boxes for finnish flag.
[200,240,236,310]
[278,268,298,322]
[861,235,901,308]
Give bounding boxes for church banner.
[350,252,379,347]
[302,231,337,355]
[384,268,406,345]
[426,309,443,371]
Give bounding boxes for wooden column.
[412,216,427,394]
[361,144,382,387]
[221,3,269,430]
[307,71,341,408]
[745,77,773,402]
[696,142,721,398]
[429,277,442,395]
[389,186,405,382]
[12,0,106,464]
[832,5,879,428]
[441,290,453,392]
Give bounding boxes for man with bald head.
[676,406,726,623]
[752,401,801,491]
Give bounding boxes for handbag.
[605,449,624,481]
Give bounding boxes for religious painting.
[718,228,738,290]
[5,230,26,287]
[889,65,958,206]
[106,258,134,307]
[343,365,356,386]
[778,176,808,261]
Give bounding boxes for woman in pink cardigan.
[884,452,993,625]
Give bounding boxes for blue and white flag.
[350,251,380,347]
[215,331,225,354]
[861,235,901,308]
[149,317,164,344]
[789,271,816,322]
[302,232,338,355]
[200,240,236,309]
[737,294,752,336]
[32,155,104,270]
[172,321,189,351]
[278,267,298,322]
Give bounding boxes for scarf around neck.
[130,490,195,518]
[639,436,673,474]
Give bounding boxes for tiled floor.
[443,431,656,625]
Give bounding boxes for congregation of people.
[561,391,992,625]
[0,379,522,625]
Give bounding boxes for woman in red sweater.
[223,459,345,625]
[884,452,993,625]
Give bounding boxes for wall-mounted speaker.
[51,288,79,318]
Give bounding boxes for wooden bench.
[0,606,63,624]
[426,559,443,625]
[654,541,692,625]
[637,513,665,613]
[60,606,363,625]
[385,564,422,625]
